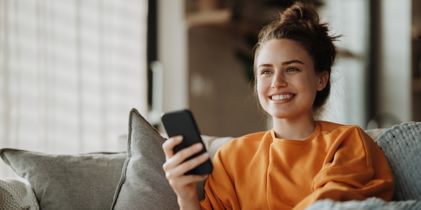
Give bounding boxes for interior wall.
[158,0,188,113]
[318,0,369,127]
[412,0,421,121]
[158,0,267,137]
[188,26,266,137]
[378,0,412,123]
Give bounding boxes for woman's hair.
[254,3,339,111]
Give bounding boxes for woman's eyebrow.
[257,60,304,68]
[282,60,304,65]
[257,64,273,68]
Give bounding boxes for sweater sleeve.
[293,127,394,210]
[199,145,240,210]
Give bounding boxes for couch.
[0,108,420,210]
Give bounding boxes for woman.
[162,3,394,210]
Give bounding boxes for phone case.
[161,109,213,175]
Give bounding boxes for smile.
[270,93,294,102]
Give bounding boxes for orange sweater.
[200,121,394,210]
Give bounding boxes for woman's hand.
[162,136,210,209]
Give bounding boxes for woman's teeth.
[271,94,293,101]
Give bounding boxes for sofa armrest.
[0,178,39,210]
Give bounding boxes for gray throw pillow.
[0,149,126,210]
[376,121,421,200]
[111,108,178,210]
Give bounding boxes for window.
[0,0,148,176]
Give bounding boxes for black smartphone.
[161,109,213,175]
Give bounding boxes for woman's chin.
[268,111,291,119]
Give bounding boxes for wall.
[319,0,369,127]
[412,0,421,121]
[158,1,266,137]
[188,26,266,137]
[158,0,188,112]
[378,0,412,123]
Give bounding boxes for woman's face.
[255,39,328,121]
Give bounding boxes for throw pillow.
[0,178,39,210]
[111,108,178,209]
[0,149,126,210]
[375,121,421,200]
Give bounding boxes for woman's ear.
[316,71,329,91]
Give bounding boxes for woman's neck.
[272,115,316,140]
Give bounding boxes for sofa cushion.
[307,197,421,210]
[111,108,178,210]
[0,178,39,210]
[0,149,125,210]
[365,128,385,141]
[375,121,421,200]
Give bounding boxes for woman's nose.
[271,72,287,88]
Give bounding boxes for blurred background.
[0,0,420,176]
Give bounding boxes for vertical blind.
[0,0,148,176]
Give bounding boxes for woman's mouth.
[270,93,294,102]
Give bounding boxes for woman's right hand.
[162,136,210,208]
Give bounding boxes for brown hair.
[254,3,339,111]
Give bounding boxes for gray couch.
[1,109,420,210]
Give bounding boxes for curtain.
[0,0,148,177]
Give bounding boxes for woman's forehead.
[256,39,313,66]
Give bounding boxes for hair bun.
[279,3,320,32]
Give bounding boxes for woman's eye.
[286,67,300,72]
[260,69,273,75]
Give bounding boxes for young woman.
[162,3,394,210]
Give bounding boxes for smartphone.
[161,109,213,175]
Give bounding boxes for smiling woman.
[161,3,394,210]
[0,0,148,177]
[255,39,329,132]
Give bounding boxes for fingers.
[162,136,182,159]
[163,142,204,170]
[168,175,208,189]
[162,137,210,199]
[164,152,210,179]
